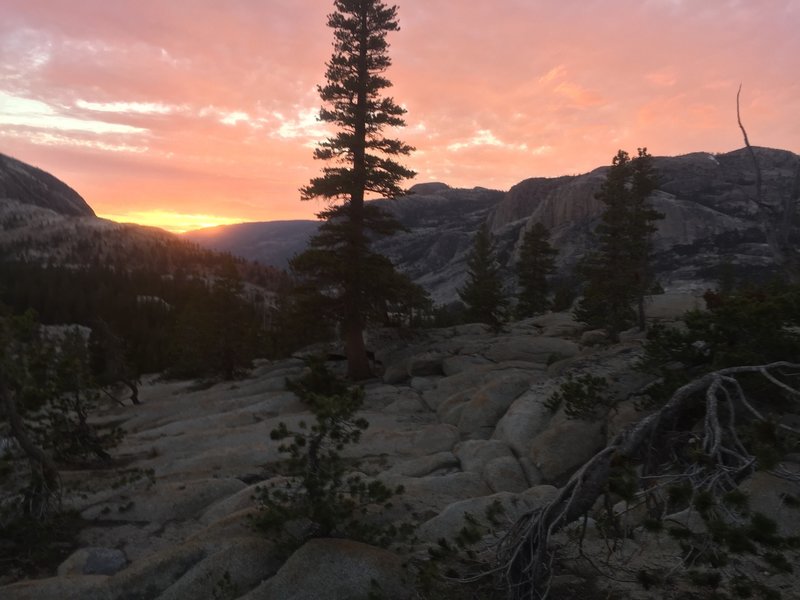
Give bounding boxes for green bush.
[544,373,611,420]
[253,359,404,551]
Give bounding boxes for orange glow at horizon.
[1,0,799,232]
[97,210,252,234]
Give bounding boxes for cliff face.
[186,147,799,303]
[489,147,800,291]
[371,184,505,304]
[0,153,95,217]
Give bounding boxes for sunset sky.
[1,0,799,233]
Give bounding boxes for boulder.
[407,352,446,377]
[441,354,492,376]
[199,482,265,525]
[409,376,437,393]
[363,385,425,413]
[81,478,248,523]
[417,490,556,544]
[436,389,474,425]
[381,471,491,519]
[57,548,127,577]
[454,439,514,473]
[457,374,532,439]
[356,423,459,457]
[422,369,487,412]
[493,385,556,457]
[155,537,279,600]
[106,541,208,599]
[529,417,605,483]
[739,470,800,537]
[484,336,579,364]
[386,452,460,478]
[483,456,529,493]
[383,393,427,414]
[579,329,607,347]
[382,362,410,384]
[0,576,110,600]
[246,538,412,600]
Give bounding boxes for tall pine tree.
[515,222,558,318]
[575,148,662,340]
[293,0,415,379]
[458,223,507,329]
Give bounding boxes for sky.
[1,0,799,233]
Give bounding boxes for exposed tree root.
[496,362,800,599]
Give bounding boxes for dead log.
[497,362,800,599]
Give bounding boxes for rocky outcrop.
[490,147,800,294]
[0,153,94,217]
[243,538,413,600]
[3,312,797,598]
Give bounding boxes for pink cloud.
[1,0,798,228]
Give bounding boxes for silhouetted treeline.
[0,259,277,378]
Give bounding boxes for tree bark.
[0,379,61,512]
[344,319,372,380]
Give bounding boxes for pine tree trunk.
[0,380,61,511]
[341,5,372,382]
[344,320,371,380]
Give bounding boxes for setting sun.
[97,210,248,234]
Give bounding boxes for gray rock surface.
[57,548,127,577]
[529,416,606,483]
[246,538,412,600]
[457,373,534,439]
[6,314,797,599]
[1,153,94,217]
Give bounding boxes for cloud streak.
[1,0,798,228]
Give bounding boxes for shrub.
[253,358,404,551]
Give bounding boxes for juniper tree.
[575,148,662,340]
[293,0,415,379]
[458,223,507,329]
[515,222,558,318]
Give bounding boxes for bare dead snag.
[497,362,800,599]
[737,84,799,282]
[737,84,763,208]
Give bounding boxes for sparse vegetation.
[253,358,406,553]
[515,222,558,318]
[0,307,125,581]
[575,148,663,340]
[458,223,507,330]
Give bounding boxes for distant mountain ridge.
[183,148,800,303]
[183,183,505,302]
[3,148,798,306]
[183,220,319,269]
[0,153,95,217]
[0,155,283,292]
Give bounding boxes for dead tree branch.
[0,379,62,520]
[737,84,799,281]
[497,361,800,599]
[737,84,764,209]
